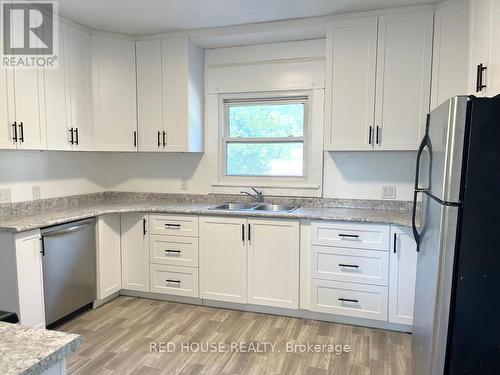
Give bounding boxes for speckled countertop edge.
[0,322,83,375]
[0,193,414,232]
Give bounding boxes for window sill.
[211,182,320,190]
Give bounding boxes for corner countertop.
[0,193,414,232]
[0,322,82,375]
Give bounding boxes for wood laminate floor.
[57,296,414,375]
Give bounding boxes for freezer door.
[425,96,469,203]
[411,192,459,375]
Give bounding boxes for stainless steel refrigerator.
[411,95,500,375]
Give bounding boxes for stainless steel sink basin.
[209,203,300,212]
[210,203,260,211]
[252,204,300,212]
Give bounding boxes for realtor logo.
[1,1,58,68]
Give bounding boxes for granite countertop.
[0,192,414,232]
[0,322,82,375]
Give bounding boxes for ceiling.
[58,0,439,35]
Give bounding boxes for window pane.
[228,103,304,138]
[226,142,303,176]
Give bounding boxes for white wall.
[0,151,103,203]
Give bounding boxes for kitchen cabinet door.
[375,12,432,150]
[68,25,94,150]
[389,226,418,325]
[468,0,491,96]
[45,22,72,151]
[15,230,45,328]
[199,216,247,304]
[487,0,500,96]
[0,69,15,149]
[324,17,377,151]
[96,214,122,300]
[121,214,149,292]
[247,218,299,309]
[137,39,164,152]
[92,35,137,151]
[13,69,47,150]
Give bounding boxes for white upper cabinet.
[92,35,137,151]
[136,37,204,152]
[325,17,377,151]
[374,12,433,150]
[325,11,433,151]
[431,1,470,110]
[67,25,94,150]
[136,40,163,151]
[12,69,47,150]
[389,226,418,326]
[468,0,500,96]
[0,69,15,149]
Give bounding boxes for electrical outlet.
[32,185,41,200]
[381,185,396,200]
[0,188,11,203]
[180,179,189,191]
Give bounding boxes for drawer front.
[150,215,199,237]
[311,246,389,286]
[150,235,198,267]
[310,279,388,321]
[311,222,389,250]
[150,264,199,297]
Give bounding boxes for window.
[222,97,307,177]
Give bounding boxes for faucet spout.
[240,188,264,202]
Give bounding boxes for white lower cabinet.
[200,216,300,309]
[388,226,418,325]
[247,218,299,309]
[121,214,149,292]
[150,264,199,297]
[199,216,247,304]
[96,214,122,300]
[310,279,388,321]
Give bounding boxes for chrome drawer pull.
[338,233,360,239]
[164,223,181,228]
[338,297,359,303]
[164,249,181,255]
[339,264,359,268]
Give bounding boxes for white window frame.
[222,96,308,179]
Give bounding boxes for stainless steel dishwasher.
[41,218,96,326]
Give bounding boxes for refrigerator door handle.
[412,114,431,251]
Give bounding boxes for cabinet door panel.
[45,22,72,150]
[0,69,15,149]
[96,214,121,299]
[389,226,417,325]
[375,12,432,150]
[121,214,149,292]
[14,69,46,150]
[15,230,45,328]
[162,39,188,151]
[92,36,137,151]
[248,219,299,309]
[199,216,247,303]
[468,0,491,96]
[137,39,163,151]
[325,17,377,151]
[488,0,500,96]
[68,25,94,150]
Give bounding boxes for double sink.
[210,203,300,213]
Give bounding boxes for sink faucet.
[240,188,264,202]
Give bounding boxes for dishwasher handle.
[42,222,93,238]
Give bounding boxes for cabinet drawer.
[150,264,199,297]
[311,222,389,250]
[310,279,388,321]
[150,235,198,267]
[311,246,389,286]
[150,214,198,237]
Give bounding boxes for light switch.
[0,188,11,203]
[381,185,396,200]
